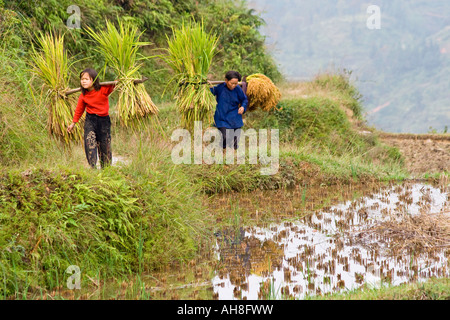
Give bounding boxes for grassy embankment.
[306,277,450,300]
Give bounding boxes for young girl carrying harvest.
[67,68,115,168]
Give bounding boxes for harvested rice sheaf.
[30,32,84,145]
[246,74,281,112]
[86,20,158,128]
[162,20,219,129]
[176,82,216,128]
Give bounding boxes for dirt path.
[379,133,450,176]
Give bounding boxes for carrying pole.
[65,76,149,96]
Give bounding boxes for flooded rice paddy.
[209,180,449,300]
[94,180,449,300]
[211,181,449,299]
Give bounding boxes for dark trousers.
[218,127,241,150]
[84,113,112,169]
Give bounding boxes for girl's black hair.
[80,68,101,94]
[225,70,242,82]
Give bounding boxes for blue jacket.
[211,83,248,129]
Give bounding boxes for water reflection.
[212,182,449,300]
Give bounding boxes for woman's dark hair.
[225,70,242,82]
[80,68,101,94]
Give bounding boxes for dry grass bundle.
[86,20,158,128]
[350,211,450,254]
[246,73,281,112]
[29,32,83,146]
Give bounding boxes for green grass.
[146,87,407,194]
[306,278,450,300]
[312,70,364,120]
[0,135,214,298]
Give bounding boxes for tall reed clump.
[246,73,281,112]
[161,20,219,129]
[86,20,159,128]
[29,32,83,146]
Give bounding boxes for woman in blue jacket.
[210,71,248,150]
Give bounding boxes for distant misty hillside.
[248,0,450,133]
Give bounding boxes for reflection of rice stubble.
[211,183,449,299]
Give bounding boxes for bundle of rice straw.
[86,20,158,128]
[246,73,281,112]
[161,20,219,129]
[29,32,83,146]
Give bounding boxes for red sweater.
[73,85,115,123]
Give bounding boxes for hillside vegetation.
[248,0,450,134]
[2,0,281,94]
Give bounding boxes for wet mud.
[380,134,450,176]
